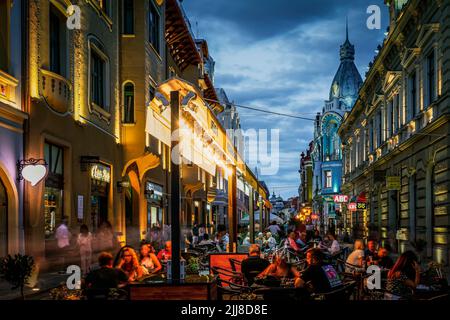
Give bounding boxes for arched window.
[122,0,134,35]
[123,82,135,124]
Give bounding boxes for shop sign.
[386,176,401,190]
[146,182,163,197]
[357,202,367,210]
[396,228,409,241]
[91,164,111,183]
[323,196,334,202]
[333,195,349,203]
[348,203,357,211]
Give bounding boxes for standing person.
[55,217,71,272]
[267,221,281,236]
[77,224,93,276]
[96,221,115,253]
[198,224,206,240]
[192,223,199,246]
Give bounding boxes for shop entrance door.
[0,179,7,257]
[91,195,108,232]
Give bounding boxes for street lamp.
[17,159,48,186]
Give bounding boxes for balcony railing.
[40,69,72,114]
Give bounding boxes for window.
[325,171,332,188]
[377,111,382,148]
[148,2,160,53]
[123,82,134,123]
[122,0,134,34]
[99,0,111,16]
[369,119,374,153]
[90,49,106,109]
[0,0,10,72]
[408,71,417,119]
[44,142,64,237]
[149,85,156,102]
[393,94,399,133]
[388,99,393,137]
[49,4,67,76]
[427,51,436,106]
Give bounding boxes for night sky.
[183,0,389,199]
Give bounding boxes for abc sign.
[333,195,349,203]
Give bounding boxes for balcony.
[0,69,19,107]
[40,69,72,114]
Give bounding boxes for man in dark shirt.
[295,248,342,293]
[241,244,270,286]
[85,252,128,297]
[377,247,394,269]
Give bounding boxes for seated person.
[258,254,300,280]
[198,234,214,246]
[139,242,162,275]
[295,232,308,248]
[157,241,172,261]
[377,247,394,269]
[364,240,379,265]
[115,247,144,282]
[295,248,343,294]
[386,251,421,299]
[265,232,277,250]
[241,244,271,286]
[85,252,128,294]
[346,239,365,272]
[325,233,341,255]
[287,231,302,252]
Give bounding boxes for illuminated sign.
[348,203,357,211]
[357,202,367,210]
[91,164,111,183]
[333,195,349,203]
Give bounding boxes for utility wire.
[204,98,316,121]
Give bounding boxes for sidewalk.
[0,271,68,300]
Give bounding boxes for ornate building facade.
[339,0,450,264]
[312,26,363,233]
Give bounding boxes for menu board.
[322,265,342,288]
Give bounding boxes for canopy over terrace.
[146,77,232,178]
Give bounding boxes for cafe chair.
[211,266,245,285]
[215,276,255,300]
[310,280,357,301]
[229,258,242,272]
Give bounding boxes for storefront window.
[90,163,111,232]
[0,179,7,257]
[44,142,64,238]
[146,181,163,229]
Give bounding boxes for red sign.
[333,195,349,203]
[348,203,357,211]
[311,214,319,220]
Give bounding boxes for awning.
[357,192,367,203]
[146,78,227,177]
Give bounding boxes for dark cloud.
[182,0,389,198]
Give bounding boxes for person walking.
[77,224,93,276]
[55,217,71,272]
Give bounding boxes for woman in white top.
[346,239,365,272]
[265,232,277,250]
[139,243,162,275]
[77,224,93,275]
[327,233,341,255]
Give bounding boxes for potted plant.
[0,254,35,300]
